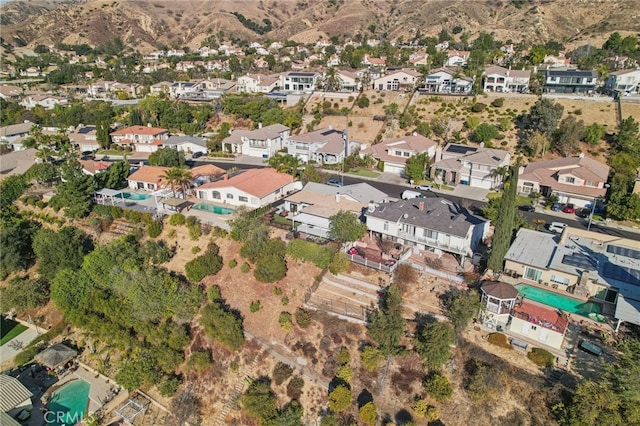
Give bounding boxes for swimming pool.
[193,203,234,215]
[516,284,600,316]
[119,191,151,201]
[47,379,90,426]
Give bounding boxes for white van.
[547,222,568,233]
[401,190,425,200]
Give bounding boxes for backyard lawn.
[0,317,27,346]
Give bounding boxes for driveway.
[448,185,490,202]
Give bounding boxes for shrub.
[286,376,304,400]
[414,399,439,421]
[167,228,177,239]
[471,102,487,112]
[295,308,311,328]
[169,213,186,226]
[393,263,418,289]
[360,345,383,371]
[272,362,293,385]
[279,312,293,331]
[328,252,349,275]
[491,97,505,108]
[35,201,46,209]
[356,96,370,108]
[424,372,453,401]
[187,222,202,241]
[335,365,353,383]
[272,287,283,296]
[228,259,237,268]
[191,246,201,254]
[250,300,261,313]
[359,402,377,426]
[240,262,250,273]
[328,385,352,413]
[147,221,163,238]
[527,347,555,367]
[499,117,512,131]
[487,332,512,349]
[254,254,287,283]
[465,116,480,130]
[188,350,213,372]
[337,347,350,364]
[286,239,336,268]
[184,242,223,282]
[281,296,289,306]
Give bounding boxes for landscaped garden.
[0,316,27,346]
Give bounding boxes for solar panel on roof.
[78,127,95,134]
[607,245,640,260]
[561,253,596,269]
[602,262,640,286]
[447,145,476,154]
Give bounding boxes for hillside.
[1,0,639,53]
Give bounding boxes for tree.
[552,115,585,156]
[328,385,352,413]
[525,98,564,138]
[414,321,455,369]
[32,226,92,280]
[96,121,111,148]
[359,402,377,426]
[524,131,549,158]
[0,218,37,278]
[441,288,481,332]
[584,123,606,145]
[149,147,185,167]
[200,301,245,350]
[368,284,405,355]
[0,276,49,312]
[185,241,223,282]
[50,157,97,218]
[405,152,429,183]
[254,254,288,283]
[473,123,499,144]
[323,66,342,91]
[51,269,95,312]
[424,371,453,401]
[162,167,193,199]
[25,163,57,185]
[612,116,640,157]
[242,379,277,422]
[328,210,367,244]
[487,163,519,272]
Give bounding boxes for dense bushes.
[93,204,153,224]
[0,276,49,312]
[200,299,244,351]
[424,372,453,401]
[147,221,163,238]
[491,98,505,107]
[185,241,223,282]
[294,308,311,328]
[286,239,336,268]
[471,102,487,112]
[487,332,512,349]
[527,347,555,367]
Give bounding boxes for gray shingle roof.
[366,199,486,237]
[162,135,207,148]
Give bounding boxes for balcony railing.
[397,231,467,255]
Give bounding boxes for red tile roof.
[198,168,293,198]
[127,166,170,185]
[513,301,569,334]
[110,125,168,136]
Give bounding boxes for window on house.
[275,188,281,194]
[595,287,617,303]
[403,152,410,157]
[383,222,389,231]
[550,275,570,286]
[395,150,402,156]
[226,193,234,199]
[565,177,575,184]
[239,196,248,202]
[586,180,595,186]
[524,267,543,282]
[212,191,221,199]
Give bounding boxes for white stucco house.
[605,68,640,94]
[430,143,511,189]
[483,66,531,93]
[222,123,290,159]
[162,135,208,154]
[373,68,422,92]
[110,125,170,153]
[286,126,359,164]
[421,68,473,94]
[361,134,437,175]
[279,72,321,93]
[196,168,302,208]
[236,74,280,93]
[365,198,489,264]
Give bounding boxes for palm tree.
[323,66,342,92]
[489,166,510,190]
[163,167,193,199]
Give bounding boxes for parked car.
[518,204,536,212]
[547,222,568,233]
[579,340,603,356]
[326,178,343,187]
[401,190,425,200]
[347,247,365,257]
[551,202,563,212]
[415,184,433,191]
[576,208,592,218]
[191,151,204,159]
[562,203,576,214]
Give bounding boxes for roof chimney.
[418,201,425,211]
[559,226,569,245]
[258,122,262,129]
[335,192,341,203]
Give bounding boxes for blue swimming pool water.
[193,203,234,215]
[516,284,600,316]
[48,379,90,426]
[119,191,151,200]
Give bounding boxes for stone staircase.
[213,353,261,425]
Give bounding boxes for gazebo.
[160,197,190,212]
[480,281,519,330]
[94,188,124,206]
[34,343,77,370]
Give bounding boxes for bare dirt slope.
[2,0,640,53]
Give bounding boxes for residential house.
[361,134,437,175]
[284,181,387,239]
[279,72,321,93]
[504,227,640,330]
[162,135,208,154]
[483,66,531,93]
[327,54,341,67]
[79,159,112,176]
[127,165,169,190]
[605,69,640,94]
[0,85,23,100]
[20,95,68,110]
[362,54,387,68]
[223,123,290,158]
[373,68,422,92]
[445,51,470,67]
[110,82,143,98]
[430,143,511,189]
[286,126,358,164]
[68,124,101,152]
[421,68,473,94]
[150,81,172,96]
[408,52,429,66]
[236,74,280,94]
[87,80,116,97]
[177,79,236,101]
[364,198,489,264]
[0,374,32,419]
[542,68,598,94]
[196,168,302,208]
[190,164,226,186]
[0,122,33,149]
[517,154,610,208]
[253,57,269,69]
[20,67,41,77]
[110,125,170,153]
[291,60,308,70]
[335,70,361,92]
[543,53,571,68]
[480,281,568,350]
[0,149,37,178]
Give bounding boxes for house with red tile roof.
[79,160,112,176]
[517,154,610,208]
[127,165,170,190]
[110,125,169,153]
[195,168,302,208]
[361,134,437,175]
